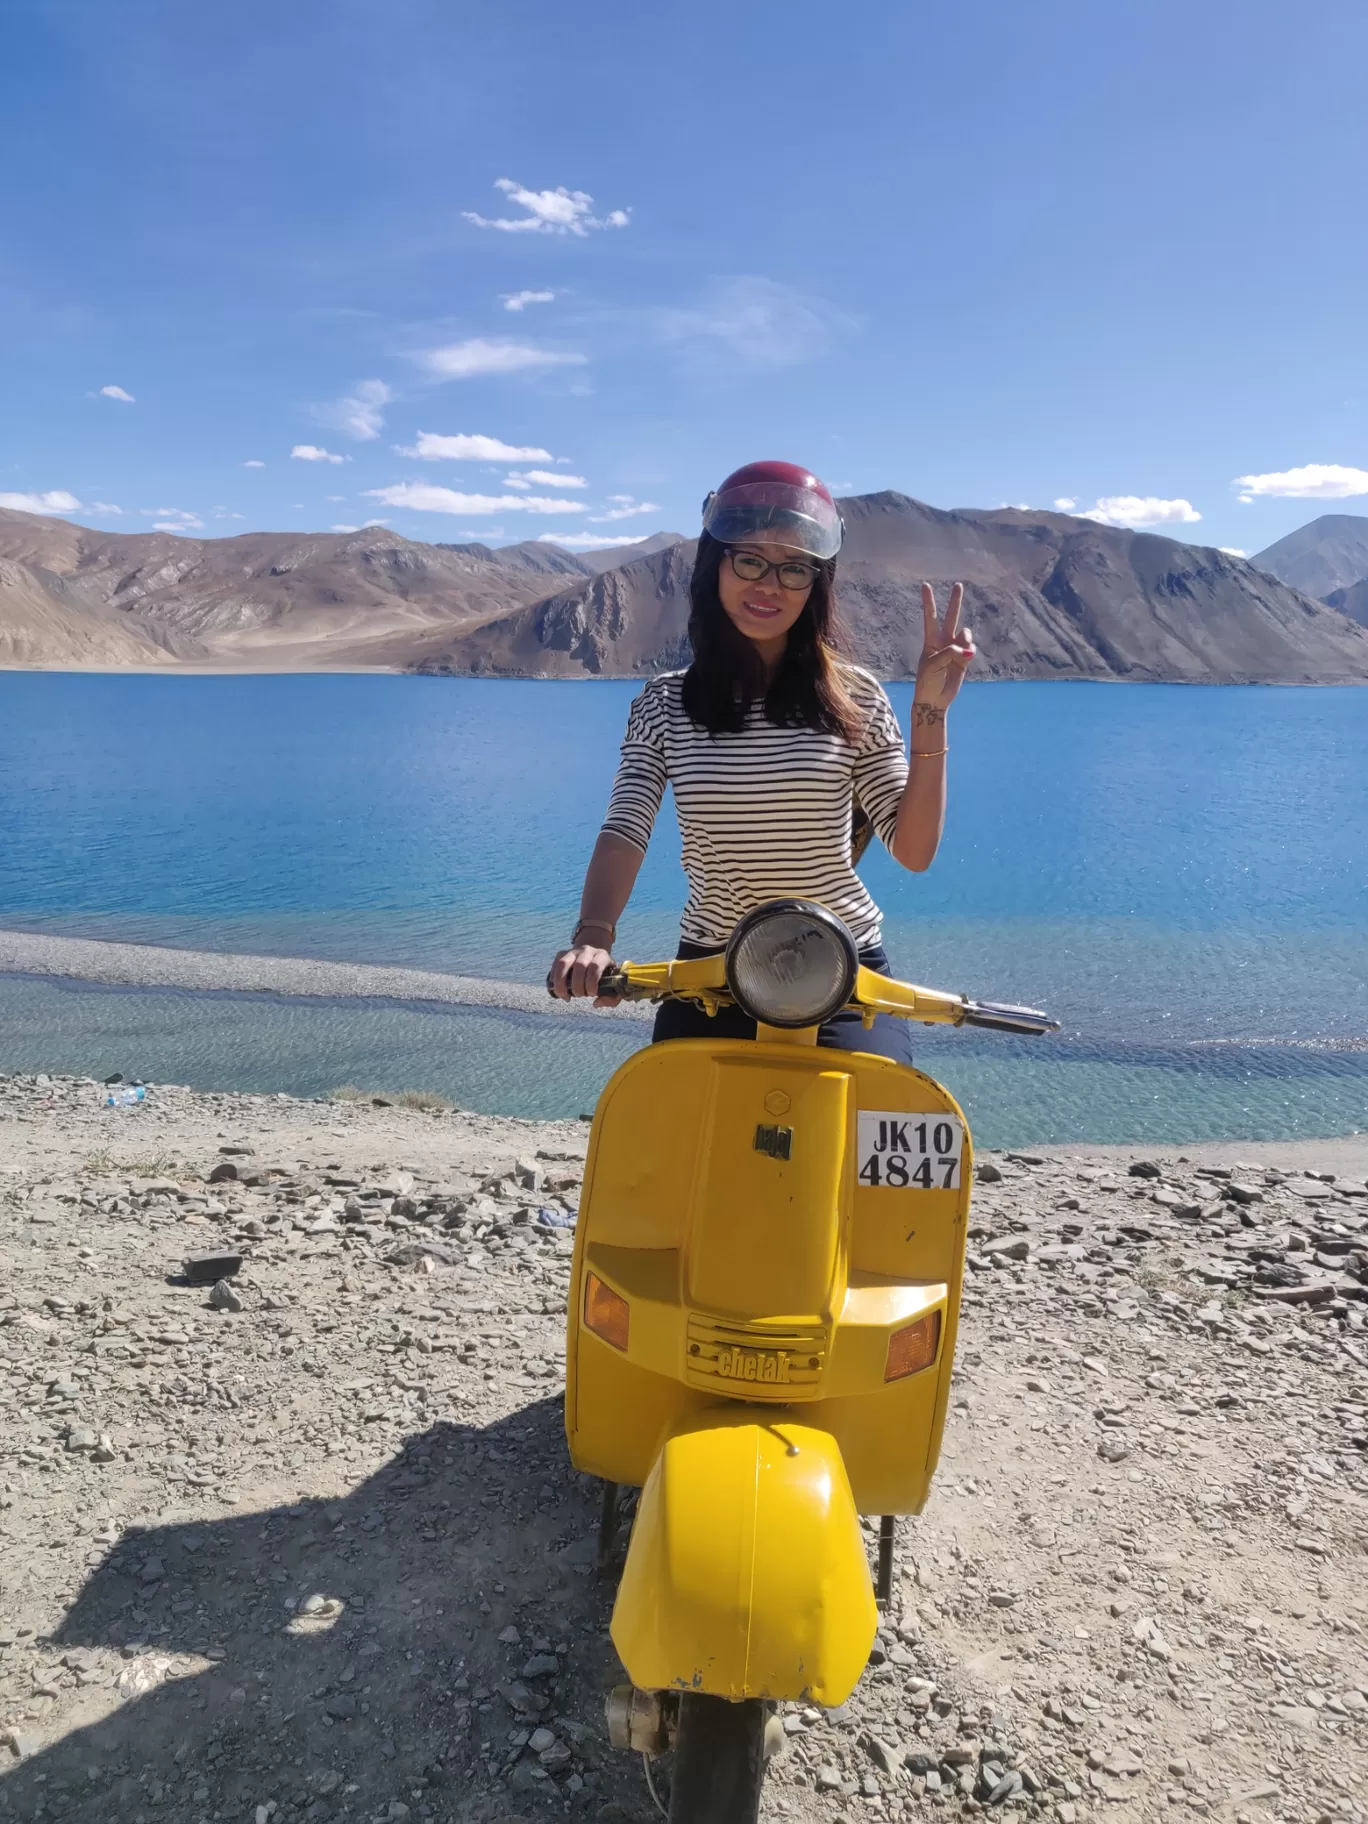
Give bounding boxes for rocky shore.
[1,1072,1365,1824]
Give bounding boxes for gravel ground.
[1,1072,1366,1824]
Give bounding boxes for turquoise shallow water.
[0,673,1365,1140]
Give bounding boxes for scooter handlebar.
[550,962,1060,1035]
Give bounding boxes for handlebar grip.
[545,965,633,1001]
[961,1000,1060,1036]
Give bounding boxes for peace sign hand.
[914,581,976,718]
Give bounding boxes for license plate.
[857,1112,963,1190]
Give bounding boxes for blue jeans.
[651,940,914,1065]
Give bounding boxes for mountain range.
[2,497,1367,684]
[424,493,1368,684]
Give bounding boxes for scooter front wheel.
[668,1693,766,1824]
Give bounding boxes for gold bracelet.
[911,746,948,759]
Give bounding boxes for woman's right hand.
[547,944,622,1007]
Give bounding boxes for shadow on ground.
[0,1397,652,1824]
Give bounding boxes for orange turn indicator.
[884,1311,941,1381]
[584,1272,630,1352]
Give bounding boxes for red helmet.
[701,460,845,561]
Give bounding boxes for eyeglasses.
[726,548,820,593]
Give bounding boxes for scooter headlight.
[725,899,859,1030]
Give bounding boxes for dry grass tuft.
[80,1150,181,1178]
[330,1086,457,1113]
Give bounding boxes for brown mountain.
[567,532,688,575]
[0,512,593,670]
[4,497,1367,682]
[1325,579,1368,628]
[418,493,1368,684]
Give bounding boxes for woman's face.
[716,539,816,651]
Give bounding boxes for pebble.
[182,1250,243,1284]
[984,1237,1031,1261]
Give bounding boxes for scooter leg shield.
[610,1411,878,1706]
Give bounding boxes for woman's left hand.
[914,581,976,715]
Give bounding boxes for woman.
[547,461,975,1056]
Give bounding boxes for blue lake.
[1,672,1366,1144]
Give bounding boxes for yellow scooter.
[561,899,1057,1822]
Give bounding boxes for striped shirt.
[601,666,910,948]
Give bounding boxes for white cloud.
[397,430,556,464]
[656,277,849,369]
[538,531,651,549]
[509,468,585,488]
[214,510,245,521]
[143,507,205,533]
[416,339,587,381]
[504,475,532,490]
[316,378,391,441]
[291,444,347,464]
[89,501,123,515]
[463,178,629,237]
[243,459,266,468]
[363,483,586,516]
[1053,496,1077,510]
[327,494,346,502]
[502,289,556,311]
[145,507,206,528]
[332,524,359,533]
[1077,496,1201,528]
[1233,462,1368,502]
[589,495,660,523]
[0,489,82,515]
[1220,546,1247,557]
[99,384,135,403]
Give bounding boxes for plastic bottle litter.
[103,1086,146,1108]
[535,1205,576,1230]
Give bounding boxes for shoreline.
[5,667,1368,686]
[0,928,651,1024]
[3,927,1368,1150]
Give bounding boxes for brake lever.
[960,1000,1060,1036]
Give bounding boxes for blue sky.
[3,0,1365,556]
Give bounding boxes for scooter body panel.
[610,1410,878,1705]
[566,1034,971,1517]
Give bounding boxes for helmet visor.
[702,479,843,560]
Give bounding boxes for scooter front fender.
[610,1409,878,1705]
